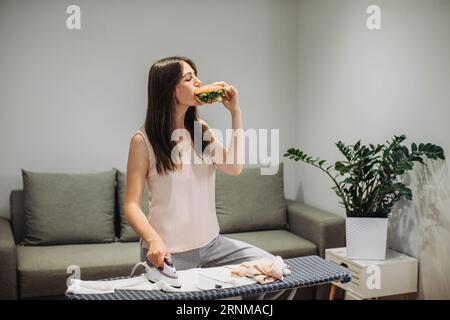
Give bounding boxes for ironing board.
[65,255,351,300]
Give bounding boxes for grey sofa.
[0,163,345,300]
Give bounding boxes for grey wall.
[0,0,299,218]
[295,0,450,299]
[388,160,450,299]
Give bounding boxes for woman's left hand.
[210,81,240,113]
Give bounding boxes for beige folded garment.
[230,256,287,284]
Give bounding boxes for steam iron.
[130,257,182,289]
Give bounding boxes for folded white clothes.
[66,274,152,295]
[66,264,257,295]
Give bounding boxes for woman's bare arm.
[200,114,244,176]
[200,82,244,176]
[124,134,163,246]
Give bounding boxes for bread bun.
[194,84,224,95]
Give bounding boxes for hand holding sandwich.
[211,81,240,114]
[194,80,244,174]
[194,81,240,114]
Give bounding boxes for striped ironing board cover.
[66,255,351,300]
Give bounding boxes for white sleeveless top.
[131,127,220,253]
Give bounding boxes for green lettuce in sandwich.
[194,84,226,104]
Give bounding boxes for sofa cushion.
[10,190,25,244]
[215,163,287,233]
[223,229,317,258]
[17,242,140,298]
[116,170,150,242]
[21,169,116,245]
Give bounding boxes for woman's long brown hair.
[144,56,211,175]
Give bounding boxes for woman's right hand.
[147,238,171,269]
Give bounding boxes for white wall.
[0,0,299,218]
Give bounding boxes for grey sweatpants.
[140,234,275,271]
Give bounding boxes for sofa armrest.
[285,199,345,257]
[0,217,18,299]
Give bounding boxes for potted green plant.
[284,135,445,260]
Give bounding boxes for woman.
[124,56,274,271]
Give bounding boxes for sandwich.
[194,84,225,104]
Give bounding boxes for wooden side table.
[325,247,418,300]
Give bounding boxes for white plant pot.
[346,217,388,260]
